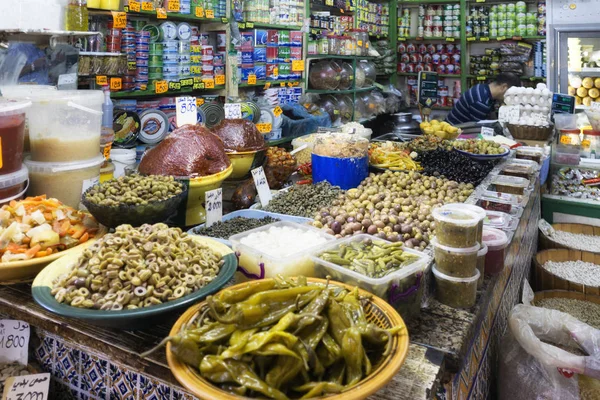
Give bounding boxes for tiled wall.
[34,330,199,400]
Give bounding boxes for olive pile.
[452,139,505,155]
[402,136,452,153]
[84,175,184,207]
[312,171,474,249]
[417,149,495,186]
[264,181,343,218]
[193,216,279,239]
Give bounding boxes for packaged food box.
[515,146,545,164]
[278,30,290,46]
[500,159,538,179]
[267,47,278,63]
[230,221,335,279]
[476,244,487,288]
[253,47,267,63]
[482,227,509,275]
[241,32,254,51]
[433,265,479,308]
[290,31,303,46]
[266,63,279,80]
[491,175,531,195]
[241,51,254,64]
[311,234,431,320]
[267,30,278,46]
[431,238,480,278]
[432,207,481,248]
[484,210,519,231]
[254,29,268,46]
[440,203,485,244]
[290,47,302,60]
[254,63,266,80]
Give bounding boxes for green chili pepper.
[342,327,364,387]
[217,280,277,304]
[294,382,345,399]
[220,331,298,359]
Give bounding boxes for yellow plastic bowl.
[184,164,233,226]
[226,149,266,180]
[167,277,410,400]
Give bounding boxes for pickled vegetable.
[432,239,480,278]
[433,266,479,308]
[432,207,480,248]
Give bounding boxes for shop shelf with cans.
[109,85,226,98]
[236,22,304,30]
[238,79,305,88]
[119,8,228,25]
[398,72,461,78]
[466,74,546,81]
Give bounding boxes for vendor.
[446,72,521,125]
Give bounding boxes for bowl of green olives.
[81,175,188,228]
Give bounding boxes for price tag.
[203,78,215,89]
[96,76,108,86]
[273,67,279,77]
[251,167,272,207]
[591,101,600,111]
[560,135,572,144]
[256,123,272,133]
[248,74,257,85]
[273,106,283,117]
[291,60,305,72]
[221,17,228,23]
[204,188,223,228]
[280,82,285,87]
[498,105,520,122]
[480,37,490,41]
[196,98,205,107]
[142,1,154,11]
[224,103,242,119]
[264,82,271,89]
[476,0,485,2]
[127,61,136,70]
[0,321,30,365]
[497,36,506,41]
[445,37,455,42]
[206,9,214,18]
[481,126,495,137]
[215,75,225,85]
[195,7,204,17]
[467,37,476,41]
[176,96,197,127]
[239,23,246,29]
[155,80,168,94]
[167,0,180,12]
[512,36,522,41]
[111,11,127,28]
[477,76,486,81]
[157,8,167,18]
[103,143,112,159]
[128,0,141,12]
[398,37,406,41]
[109,77,122,91]
[246,22,254,28]
[2,373,50,400]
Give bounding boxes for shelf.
[0,29,100,36]
[309,3,354,15]
[267,136,294,146]
[407,105,453,110]
[570,68,600,77]
[110,85,225,98]
[398,37,459,42]
[238,22,304,30]
[116,9,228,24]
[238,79,305,88]
[397,72,461,78]
[305,86,376,94]
[466,74,546,82]
[398,0,458,4]
[466,35,546,42]
[307,54,377,60]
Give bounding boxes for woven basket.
[534,249,600,295]
[507,123,553,141]
[539,223,600,253]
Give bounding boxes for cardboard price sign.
[256,123,272,133]
[203,78,215,89]
[291,60,305,72]
[176,97,197,127]
[111,12,127,29]
[2,373,50,400]
[215,75,225,85]
[224,103,242,119]
[141,1,154,11]
[156,8,167,18]
[204,188,223,228]
[251,167,272,207]
[155,80,168,94]
[128,0,141,12]
[167,0,180,12]
[481,126,495,137]
[205,9,214,18]
[195,7,204,17]
[109,77,122,91]
[248,74,257,85]
[0,321,30,365]
[273,106,283,117]
[95,76,108,86]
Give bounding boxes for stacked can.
[135,31,151,91]
[356,0,389,37]
[178,40,192,79]
[537,1,546,36]
[162,40,180,82]
[194,0,226,18]
[214,34,225,80]
[106,22,122,53]
[148,43,164,82]
[397,8,410,38]
[180,0,191,14]
[122,22,137,91]
[533,41,546,78]
[397,42,461,75]
[201,44,215,82]
[191,45,202,78]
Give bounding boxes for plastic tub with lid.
[432,206,481,248]
[515,146,545,164]
[111,149,137,178]
[484,210,519,231]
[26,90,103,163]
[440,203,486,244]
[431,238,480,278]
[581,130,600,158]
[491,175,531,195]
[476,244,487,288]
[482,227,509,275]
[24,155,104,209]
[311,234,431,320]
[432,265,479,308]
[0,165,29,206]
[500,159,538,179]
[0,100,31,175]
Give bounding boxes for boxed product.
[254,29,268,46]
[253,47,267,63]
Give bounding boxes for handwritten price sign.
[167,0,180,12]
[176,96,197,127]
[111,12,127,28]
[128,0,141,12]
[204,188,223,227]
[2,373,50,400]
[109,77,122,91]
[215,75,225,85]
[155,80,168,94]
[251,167,272,207]
[224,103,242,119]
[0,320,30,365]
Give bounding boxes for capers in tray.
[84,175,184,207]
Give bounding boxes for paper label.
[0,320,30,365]
[498,105,520,122]
[103,143,112,160]
[481,126,495,137]
[204,188,222,228]
[251,167,272,207]
[591,101,600,111]
[57,73,77,89]
[155,80,168,94]
[111,12,127,28]
[560,135,572,144]
[196,98,205,107]
[256,123,272,133]
[206,9,214,18]
[2,373,50,400]
[128,0,140,12]
[156,8,167,18]
[224,104,242,119]
[109,77,122,91]
[95,76,107,86]
[273,106,283,117]
[141,1,154,11]
[246,22,254,28]
[248,74,257,85]
[291,60,305,72]
[195,7,204,17]
[176,97,197,127]
[167,0,180,12]
[264,82,271,89]
[203,78,215,89]
[215,75,225,85]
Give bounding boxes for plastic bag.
[281,104,331,139]
[498,281,600,400]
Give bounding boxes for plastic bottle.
[101,87,115,160]
[65,0,89,31]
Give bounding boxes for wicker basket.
[507,123,553,141]
[533,249,600,295]
[539,222,600,253]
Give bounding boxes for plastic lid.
[442,203,485,221]
[432,265,480,283]
[0,99,31,116]
[492,175,530,188]
[0,165,28,189]
[482,227,509,250]
[477,243,488,257]
[431,237,480,254]
[24,154,104,174]
[484,210,515,230]
[582,130,600,137]
[432,207,481,227]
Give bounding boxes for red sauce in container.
[0,100,30,175]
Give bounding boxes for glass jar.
[65,0,89,31]
[318,36,328,55]
[344,35,356,55]
[351,29,369,56]
[328,35,341,55]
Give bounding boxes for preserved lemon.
[589,88,600,99]
[583,77,594,89]
[577,87,588,98]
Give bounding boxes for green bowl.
[31,237,237,329]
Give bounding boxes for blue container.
[312,154,368,190]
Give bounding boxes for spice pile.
[542,260,600,286]
[264,182,344,218]
[535,297,600,330]
[547,231,600,252]
[193,216,279,239]
[417,149,496,186]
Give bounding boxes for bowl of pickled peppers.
[166,276,409,400]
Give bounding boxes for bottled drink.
[65,0,89,31]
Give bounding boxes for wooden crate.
[534,249,600,295]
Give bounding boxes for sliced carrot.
[25,245,41,259]
[78,232,89,243]
[9,200,17,208]
[21,236,31,244]
[44,212,53,221]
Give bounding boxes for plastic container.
[230,221,335,280]
[291,133,323,165]
[0,100,30,175]
[99,161,115,183]
[501,159,538,179]
[358,61,377,87]
[559,128,581,147]
[432,207,481,248]
[311,134,369,190]
[554,144,581,165]
[484,210,519,231]
[491,175,530,195]
[515,146,544,164]
[24,155,104,208]
[308,60,342,91]
[312,234,431,320]
[111,148,137,178]
[478,189,529,212]
[581,130,600,158]
[441,203,486,244]
[27,90,103,162]
[432,265,479,308]
[0,165,29,206]
[431,238,480,278]
[476,244,488,288]
[482,227,509,275]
